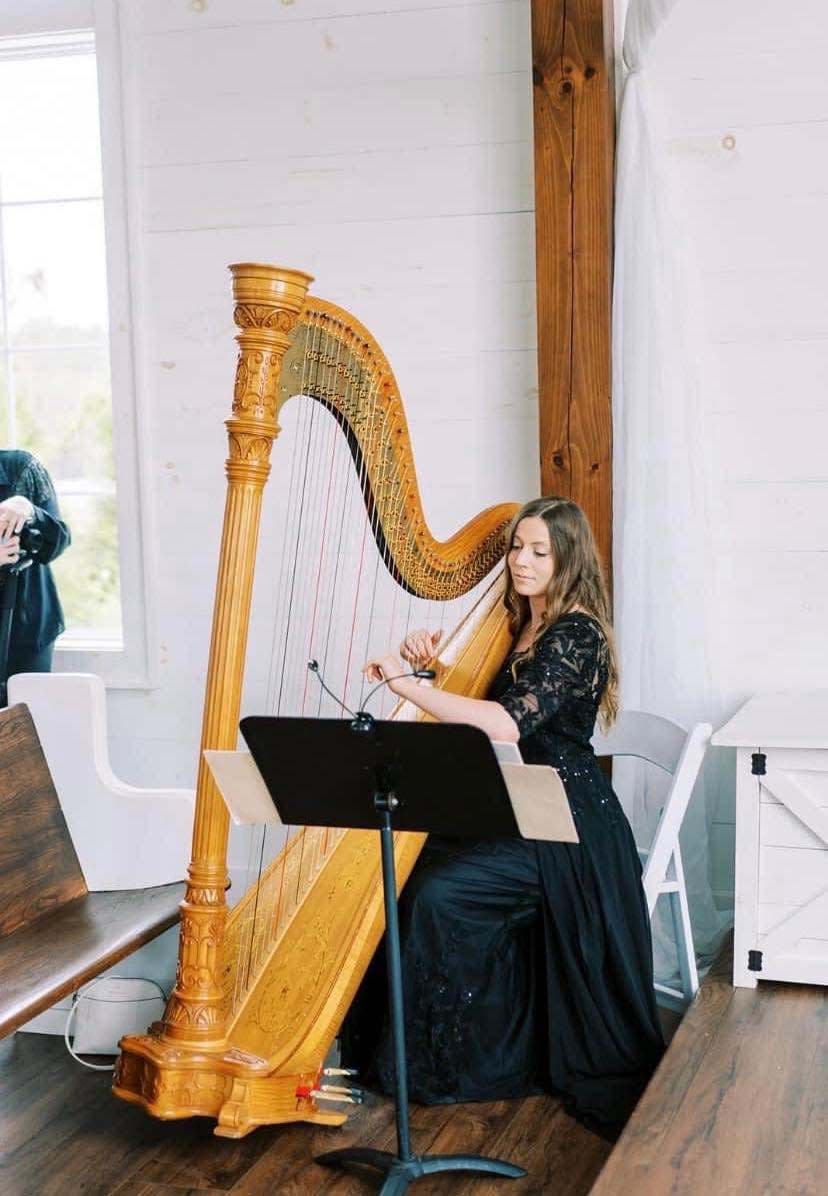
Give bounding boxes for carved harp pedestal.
[114,264,519,1138]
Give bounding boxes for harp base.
[113,1034,347,1137]
[316,1147,527,1194]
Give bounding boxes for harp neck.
[279,296,515,598]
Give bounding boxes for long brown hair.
[504,496,619,727]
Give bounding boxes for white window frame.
[0,0,158,686]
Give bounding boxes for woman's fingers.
[399,628,444,664]
[413,631,438,662]
[400,634,422,662]
[364,656,394,683]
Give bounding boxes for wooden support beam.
[531,0,615,574]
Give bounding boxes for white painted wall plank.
[140,73,532,167]
[135,0,503,36]
[145,141,533,232]
[135,3,530,96]
[655,0,828,60]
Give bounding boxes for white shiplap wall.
[643,0,828,901]
[98,1,828,909]
[105,0,539,786]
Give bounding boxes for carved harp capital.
[229,264,314,425]
[231,346,282,423]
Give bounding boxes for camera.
[0,523,43,577]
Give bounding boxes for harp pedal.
[316,1066,363,1104]
[295,1071,365,1109]
[319,1083,364,1100]
[312,1086,364,1106]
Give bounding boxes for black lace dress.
[342,613,665,1138]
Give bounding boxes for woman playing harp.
[349,496,665,1139]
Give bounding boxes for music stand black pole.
[377,793,413,1166]
[239,714,529,1195]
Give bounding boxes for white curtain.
[612,0,731,976]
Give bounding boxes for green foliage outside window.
[6,316,122,641]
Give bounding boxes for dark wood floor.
[0,1031,614,1196]
[8,950,826,1196]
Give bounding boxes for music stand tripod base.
[316,1147,526,1195]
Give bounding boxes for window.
[0,2,154,684]
[0,28,120,644]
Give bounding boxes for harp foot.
[114,1037,349,1135]
[316,1147,526,1193]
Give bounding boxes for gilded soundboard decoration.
[114,263,519,1137]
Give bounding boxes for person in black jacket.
[0,449,71,678]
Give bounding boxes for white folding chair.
[591,711,712,1010]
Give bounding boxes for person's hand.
[0,535,21,567]
[363,653,407,694]
[0,495,35,537]
[399,628,443,668]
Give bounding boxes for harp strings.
[257,319,326,981]
[227,314,494,1012]
[286,318,362,909]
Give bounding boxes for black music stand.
[240,713,529,1195]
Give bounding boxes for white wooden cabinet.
[713,692,828,988]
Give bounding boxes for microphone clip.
[350,710,375,734]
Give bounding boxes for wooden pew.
[0,704,184,1039]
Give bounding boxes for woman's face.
[507,516,555,598]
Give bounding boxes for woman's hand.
[0,495,35,537]
[363,653,408,694]
[0,535,21,567]
[399,627,443,668]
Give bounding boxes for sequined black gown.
[342,612,665,1138]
